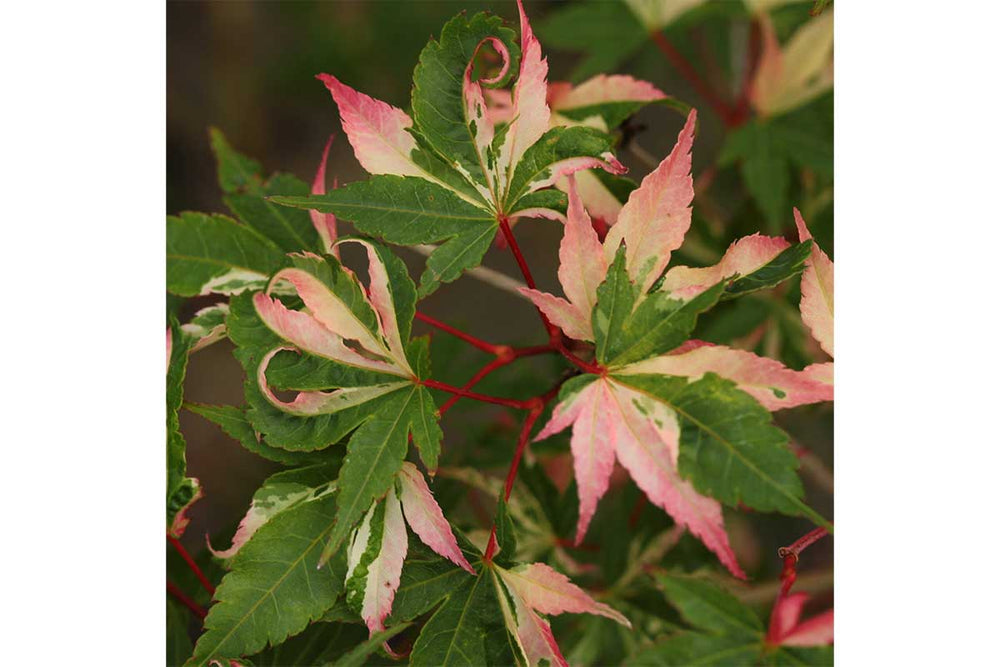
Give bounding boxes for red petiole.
[168,580,208,619]
[415,312,502,355]
[766,526,830,642]
[482,383,561,563]
[168,535,216,596]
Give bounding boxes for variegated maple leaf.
[273,0,629,295]
[766,590,834,648]
[750,10,834,118]
[487,71,671,225]
[229,235,445,565]
[344,463,474,635]
[795,208,834,358]
[309,134,339,255]
[252,241,416,391]
[791,207,835,393]
[207,463,339,561]
[527,111,832,578]
[639,572,832,663]
[493,561,631,667]
[167,321,202,539]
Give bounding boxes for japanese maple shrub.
[166,1,834,665]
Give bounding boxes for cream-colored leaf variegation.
[488,73,668,225]
[794,208,834,357]
[252,247,416,412]
[493,561,630,667]
[344,465,474,636]
[751,11,834,118]
[624,0,709,31]
[529,121,833,579]
[181,302,230,353]
[208,474,336,561]
[319,0,625,223]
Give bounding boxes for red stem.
[650,31,741,126]
[497,217,606,376]
[767,527,830,642]
[438,358,508,415]
[167,580,207,620]
[498,217,540,291]
[415,312,500,355]
[437,345,557,416]
[627,495,649,528]
[502,404,547,498]
[498,216,556,340]
[779,527,829,564]
[483,384,561,563]
[168,535,216,596]
[422,378,535,410]
[557,343,604,375]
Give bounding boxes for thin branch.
[168,580,207,620]
[498,217,540,291]
[650,31,739,125]
[766,526,830,643]
[422,378,535,411]
[483,383,562,562]
[627,140,660,170]
[168,535,215,596]
[497,216,605,375]
[438,357,509,416]
[406,244,528,296]
[778,527,829,564]
[502,399,551,499]
[415,312,501,355]
[483,407,544,562]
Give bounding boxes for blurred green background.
[168,0,832,603]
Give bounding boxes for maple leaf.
[344,462,474,636]
[308,134,339,255]
[637,572,832,664]
[228,236,444,568]
[207,463,339,561]
[795,208,834,359]
[766,591,834,648]
[252,240,415,388]
[751,10,834,118]
[528,112,832,577]
[488,72,671,225]
[272,0,628,295]
[180,303,230,354]
[167,320,202,539]
[493,561,631,667]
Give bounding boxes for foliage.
[167,1,834,664]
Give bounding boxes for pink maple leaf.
[520,175,607,341]
[527,123,833,578]
[487,73,668,225]
[766,592,834,647]
[309,134,339,256]
[495,561,630,667]
[251,240,419,416]
[534,376,746,579]
[604,108,697,293]
[795,208,834,358]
